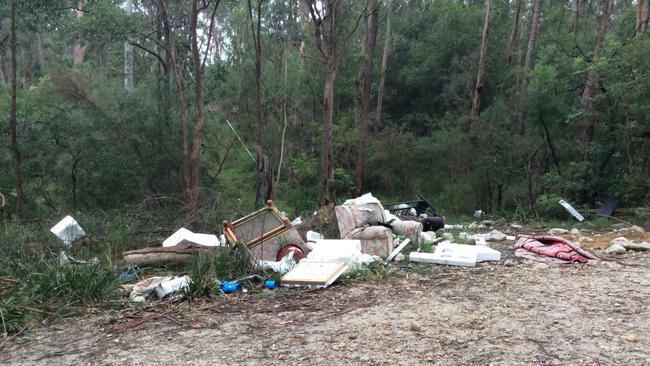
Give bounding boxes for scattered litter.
[442,232,454,241]
[304,240,374,267]
[473,209,484,218]
[559,199,585,222]
[58,251,98,266]
[123,242,218,266]
[163,227,221,247]
[281,261,348,288]
[220,280,242,294]
[394,253,405,262]
[275,244,305,261]
[223,200,308,261]
[335,193,395,257]
[444,224,463,229]
[385,238,411,263]
[257,251,297,275]
[118,273,138,282]
[130,276,172,302]
[306,230,324,242]
[410,247,476,267]
[438,241,500,262]
[291,217,303,225]
[548,228,569,235]
[155,276,190,299]
[264,280,278,289]
[570,228,581,235]
[420,231,435,245]
[514,236,598,263]
[510,224,523,229]
[596,197,620,217]
[50,215,86,246]
[489,230,506,241]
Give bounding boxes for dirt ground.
[1,241,650,366]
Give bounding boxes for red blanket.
[514,235,598,263]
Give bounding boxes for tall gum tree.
[355,0,378,195]
[304,0,340,205]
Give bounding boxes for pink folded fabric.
[514,235,598,263]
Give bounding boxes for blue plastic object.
[264,280,278,289]
[118,273,137,282]
[220,281,241,294]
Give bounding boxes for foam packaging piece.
[50,215,86,246]
[163,227,221,247]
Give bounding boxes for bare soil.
[2,242,649,365]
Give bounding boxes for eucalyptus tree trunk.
[304,0,340,205]
[73,0,86,65]
[580,0,613,163]
[355,0,379,195]
[470,0,494,122]
[506,0,521,64]
[124,0,134,92]
[375,0,393,131]
[10,0,24,218]
[516,0,542,134]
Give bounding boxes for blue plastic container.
[264,280,278,289]
[220,281,241,294]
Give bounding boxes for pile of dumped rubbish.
[48,193,650,302]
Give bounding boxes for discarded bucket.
[276,244,305,262]
[264,280,278,289]
[220,281,241,294]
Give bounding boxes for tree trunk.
[506,0,521,64]
[580,0,612,163]
[10,0,24,219]
[375,0,392,132]
[355,0,379,195]
[573,0,581,32]
[305,0,340,205]
[248,0,273,208]
[516,0,542,134]
[124,0,134,92]
[188,0,208,224]
[73,0,86,65]
[637,0,646,34]
[470,0,494,122]
[161,0,191,208]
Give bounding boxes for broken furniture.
[281,261,348,288]
[385,193,438,217]
[123,243,220,266]
[223,200,308,261]
[335,193,396,257]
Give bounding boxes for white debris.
[570,228,581,235]
[163,227,221,247]
[489,230,506,241]
[50,215,86,246]
[291,217,303,225]
[155,276,191,299]
[303,239,374,267]
[257,251,297,275]
[559,199,585,221]
[306,230,324,242]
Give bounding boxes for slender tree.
[73,0,86,65]
[637,0,646,34]
[355,0,379,195]
[580,0,613,162]
[375,0,392,130]
[124,0,134,92]
[470,0,494,122]
[506,0,521,64]
[304,0,340,205]
[10,0,24,219]
[516,0,542,134]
